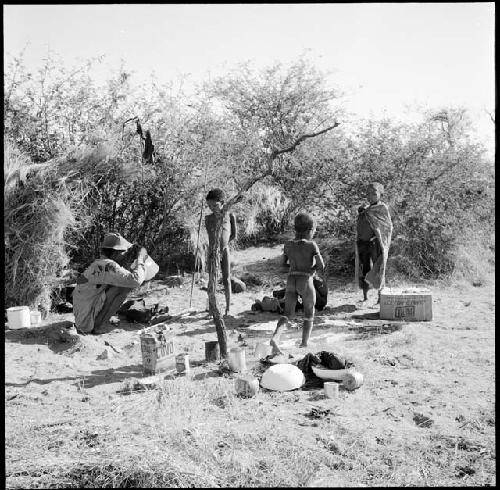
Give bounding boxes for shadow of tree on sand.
[5,364,145,389]
[5,321,82,354]
[346,322,404,341]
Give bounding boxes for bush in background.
[4,53,495,300]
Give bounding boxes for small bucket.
[254,342,272,359]
[228,347,247,372]
[324,381,340,398]
[205,341,221,362]
[30,310,42,327]
[235,375,260,397]
[6,306,31,329]
[343,371,364,391]
[176,353,190,374]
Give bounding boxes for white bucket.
[7,306,31,329]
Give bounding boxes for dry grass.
[4,141,84,311]
[3,139,143,311]
[448,229,495,287]
[238,184,292,241]
[6,278,496,488]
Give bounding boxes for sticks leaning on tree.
[189,158,210,308]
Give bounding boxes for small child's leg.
[283,288,298,318]
[300,319,313,347]
[299,277,316,348]
[270,315,289,354]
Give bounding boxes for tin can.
[176,353,190,374]
[228,347,247,372]
[324,381,339,398]
[205,341,220,362]
[30,310,42,327]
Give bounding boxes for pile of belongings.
[272,276,328,311]
[296,351,355,390]
[117,299,169,323]
[251,296,283,313]
[252,277,328,314]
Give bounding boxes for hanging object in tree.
[143,130,155,164]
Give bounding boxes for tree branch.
[270,122,340,159]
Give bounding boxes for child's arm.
[312,242,326,277]
[283,242,290,266]
[229,213,237,242]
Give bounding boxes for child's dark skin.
[357,185,383,303]
[270,220,325,354]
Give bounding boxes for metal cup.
[324,381,339,398]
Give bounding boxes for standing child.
[270,212,326,353]
[356,182,393,303]
[204,188,237,316]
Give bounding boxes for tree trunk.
[207,211,228,358]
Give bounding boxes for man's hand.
[137,247,148,262]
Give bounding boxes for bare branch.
[270,122,340,159]
[222,122,340,211]
[224,170,272,211]
[484,109,495,124]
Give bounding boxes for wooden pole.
[353,205,359,290]
[189,202,205,308]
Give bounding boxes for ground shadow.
[5,363,145,389]
[6,376,81,387]
[5,321,82,354]
[178,322,217,337]
[73,364,144,388]
[351,312,380,320]
[322,304,358,315]
[346,322,404,341]
[191,370,223,381]
[178,313,268,338]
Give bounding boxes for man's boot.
[300,319,313,348]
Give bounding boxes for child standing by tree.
[270,212,326,353]
[356,182,393,303]
[205,188,237,316]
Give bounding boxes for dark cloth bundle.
[118,299,169,323]
[297,351,354,390]
[313,277,328,311]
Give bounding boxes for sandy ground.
[5,244,496,486]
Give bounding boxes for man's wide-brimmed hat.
[100,233,133,251]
